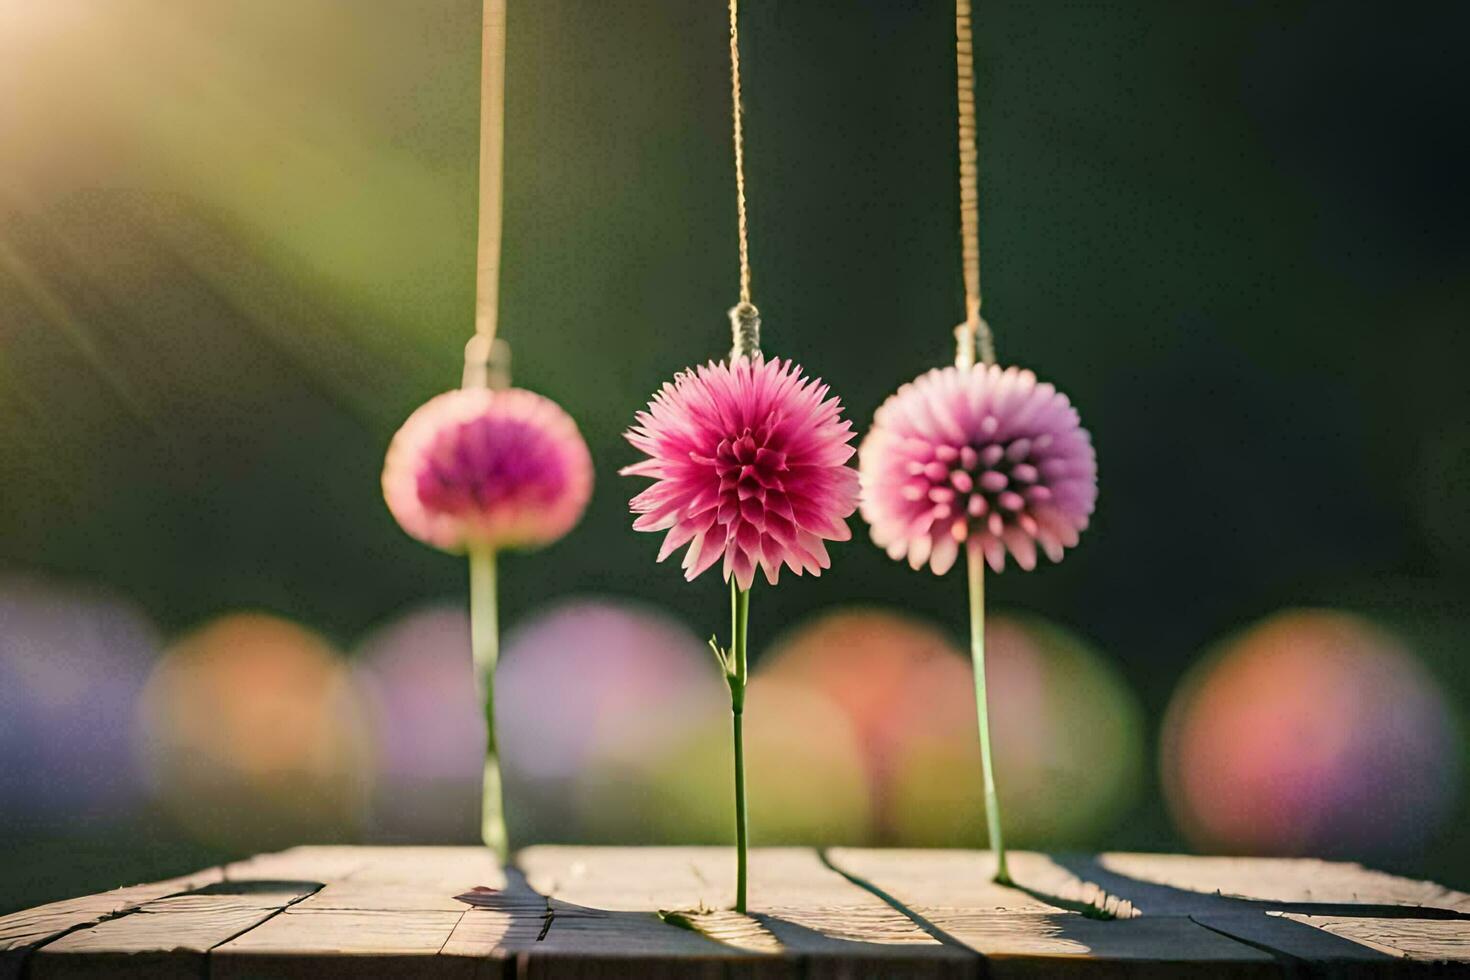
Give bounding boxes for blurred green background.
[2,0,1468,913]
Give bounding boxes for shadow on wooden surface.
[4,846,1470,978]
[1049,854,1470,969]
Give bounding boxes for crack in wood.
[201,880,326,958]
[6,864,228,975]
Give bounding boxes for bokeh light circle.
[354,597,718,842]
[1163,609,1461,860]
[760,608,967,840]
[764,609,1144,848]
[499,598,719,841]
[353,603,482,841]
[587,675,871,845]
[0,574,158,821]
[135,612,369,849]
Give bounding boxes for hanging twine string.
[464,0,511,390]
[727,0,761,361]
[953,0,995,371]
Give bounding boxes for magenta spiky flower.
[382,387,592,553]
[622,355,860,590]
[858,363,1096,574]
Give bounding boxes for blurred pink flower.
[622,356,860,590]
[859,364,1096,574]
[383,388,592,553]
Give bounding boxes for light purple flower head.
[383,387,592,553]
[622,355,860,591]
[858,363,1096,574]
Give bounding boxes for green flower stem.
[469,545,508,863]
[967,547,1011,885]
[728,580,750,914]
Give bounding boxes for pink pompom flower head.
[383,387,593,555]
[859,363,1096,576]
[621,354,860,590]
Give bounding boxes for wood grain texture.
[922,912,1280,980]
[520,845,974,977]
[0,866,223,980]
[1094,853,1470,915]
[830,848,1470,973]
[6,847,1468,977]
[1277,914,1470,963]
[446,905,746,980]
[212,909,472,980]
[28,880,318,980]
[825,848,1133,916]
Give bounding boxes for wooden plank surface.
[213,909,475,980]
[1047,853,1470,966]
[824,849,1277,977]
[828,849,1470,975]
[914,912,1279,979]
[6,846,1468,977]
[1089,853,1470,914]
[213,846,507,979]
[519,846,973,978]
[31,881,318,980]
[824,848,1135,916]
[0,865,224,980]
[1277,913,1470,963]
[448,892,744,980]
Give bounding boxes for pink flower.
[383,387,592,553]
[622,356,860,590]
[858,364,1096,574]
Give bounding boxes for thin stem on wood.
[728,579,750,913]
[469,546,508,863]
[966,547,1010,885]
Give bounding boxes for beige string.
[726,0,760,360]
[953,0,995,371]
[728,0,752,307]
[464,0,510,389]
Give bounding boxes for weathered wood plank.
[824,849,1284,975]
[296,880,476,913]
[1191,912,1401,965]
[1277,914,1470,963]
[920,911,1280,979]
[451,905,755,980]
[221,846,368,884]
[289,846,507,912]
[9,848,1468,977]
[1094,854,1470,915]
[211,908,473,980]
[29,880,318,980]
[1056,853,1470,965]
[0,866,223,980]
[339,846,506,885]
[825,848,1132,916]
[519,846,975,978]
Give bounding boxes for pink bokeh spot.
[858,363,1097,574]
[622,355,860,590]
[1163,610,1460,859]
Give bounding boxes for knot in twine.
[463,335,512,390]
[729,302,761,361]
[954,313,995,370]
